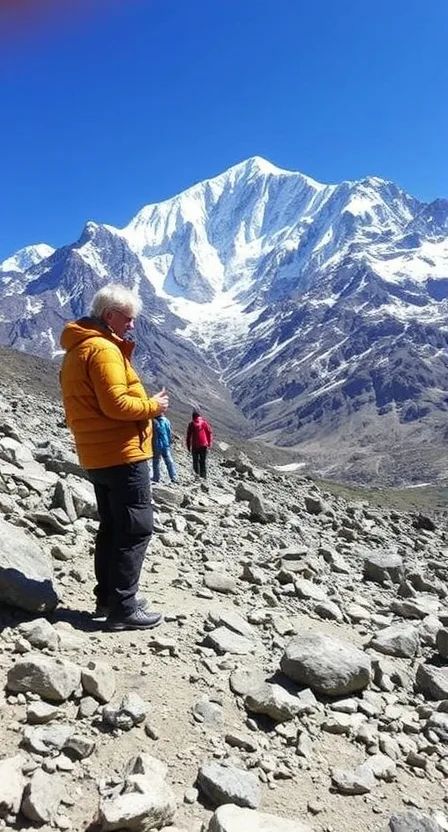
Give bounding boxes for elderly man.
[60,283,168,630]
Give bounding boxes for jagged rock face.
[1,157,448,484]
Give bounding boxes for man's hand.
[153,388,169,414]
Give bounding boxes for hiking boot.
[94,597,149,618]
[107,607,162,631]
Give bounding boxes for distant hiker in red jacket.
[186,409,212,479]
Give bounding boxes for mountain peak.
[232,156,284,175]
[224,156,326,189]
[0,243,55,273]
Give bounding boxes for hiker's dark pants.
[88,461,153,616]
[192,448,207,478]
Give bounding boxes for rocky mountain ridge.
[1,350,448,831]
[1,157,448,485]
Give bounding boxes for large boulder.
[197,763,260,810]
[281,632,371,696]
[245,683,305,722]
[0,516,59,612]
[21,769,65,824]
[0,754,25,819]
[385,810,444,831]
[415,663,448,700]
[98,772,176,831]
[363,551,404,585]
[65,474,98,519]
[369,624,420,658]
[207,804,313,831]
[7,654,81,703]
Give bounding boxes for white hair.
[90,284,142,319]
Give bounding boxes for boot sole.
[106,616,163,631]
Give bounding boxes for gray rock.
[64,733,96,760]
[224,732,258,753]
[418,615,443,647]
[0,436,34,466]
[2,457,58,494]
[296,731,313,759]
[52,480,77,523]
[193,698,223,724]
[207,627,255,655]
[363,551,404,585]
[390,597,440,619]
[152,484,184,507]
[385,810,443,832]
[415,663,448,700]
[21,769,65,824]
[321,547,350,574]
[0,516,59,612]
[65,474,97,518]
[0,754,25,819]
[208,609,255,639]
[78,696,100,719]
[315,600,343,622]
[245,683,304,722]
[322,712,365,735]
[304,495,325,515]
[28,509,71,535]
[242,563,265,585]
[19,618,60,651]
[229,669,266,696]
[436,627,448,659]
[235,483,260,503]
[426,711,448,742]
[249,494,277,524]
[103,692,147,730]
[197,763,260,809]
[363,753,396,781]
[160,531,184,548]
[98,772,176,831]
[7,653,81,702]
[204,572,237,594]
[379,736,401,761]
[81,660,116,703]
[331,762,375,794]
[207,804,313,831]
[51,543,74,562]
[295,578,327,602]
[125,754,169,781]
[26,701,62,724]
[23,723,74,754]
[370,624,420,658]
[34,442,82,478]
[281,632,371,696]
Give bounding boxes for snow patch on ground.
[272,462,307,472]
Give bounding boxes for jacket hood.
[60,317,135,357]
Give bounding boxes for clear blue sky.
[0,0,447,260]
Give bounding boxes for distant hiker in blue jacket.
[152,415,178,484]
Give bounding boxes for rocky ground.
[0,382,448,832]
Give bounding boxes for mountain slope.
[1,157,447,485]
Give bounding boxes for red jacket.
[186,416,212,451]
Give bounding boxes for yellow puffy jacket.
[60,318,160,470]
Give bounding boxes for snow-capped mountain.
[0,243,55,274]
[1,156,448,484]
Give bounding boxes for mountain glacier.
[1,156,448,485]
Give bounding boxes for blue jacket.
[152,415,172,452]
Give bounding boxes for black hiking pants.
[192,447,207,478]
[88,460,153,616]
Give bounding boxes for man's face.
[104,307,135,339]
